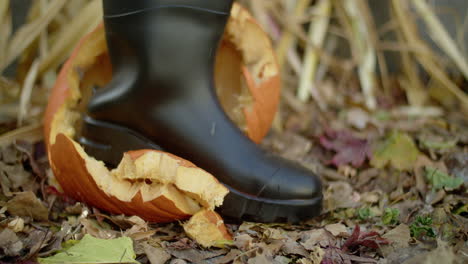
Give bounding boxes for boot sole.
[79,116,322,223]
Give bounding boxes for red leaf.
[341,225,389,251]
[320,130,372,168]
[341,224,361,251]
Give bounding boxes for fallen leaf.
[300,229,332,249]
[418,130,457,152]
[24,229,53,259]
[324,223,348,237]
[324,181,361,212]
[402,239,456,264]
[169,259,187,264]
[122,216,154,241]
[280,238,308,257]
[341,225,389,251]
[346,107,371,130]
[444,152,468,185]
[168,248,226,264]
[6,191,48,221]
[211,249,241,264]
[38,234,138,264]
[371,131,420,170]
[80,218,118,239]
[308,246,325,264]
[234,234,254,251]
[143,243,171,264]
[425,167,463,190]
[0,228,23,257]
[8,217,25,232]
[274,255,292,264]
[166,238,196,250]
[413,155,434,195]
[381,224,411,257]
[320,130,372,168]
[244,247,274,264]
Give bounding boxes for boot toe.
[219,158,323,223]
[259,161,322,201]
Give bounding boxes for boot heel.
[78,115,163,167]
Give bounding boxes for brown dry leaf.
[169,259,187,264]
[234,233,254,251]
[280,238,308,257]
[413,155,435,195]
[80,218,118,239]
[324,181,361,212]
[122,216,155,241]
[346,107,371,130]
[0,228,23,257]
[308,246,325,264]
[444,152,468,187]
[300,228,334,249]
[324,223,348,237]
[1,162,33,191]
[381,224,411,257]
[211,249,241,264]
[236,247,274,264]
[402,239,456,264]
[270,132,312,161]
[24,229,52,258]
[6,191,48,221]
[168,248,226,264]
[360,191,381,204]
[7,217,24,232]
[143,243,171,264]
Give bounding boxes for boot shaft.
[102,0,234,82]
[103,0,234,17]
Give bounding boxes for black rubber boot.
[79,0,322,223]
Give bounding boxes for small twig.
[0,0,10,65]
[275,0,311,68]
[342,0,378,110]
[38,0,102,76]
[0,0,66,72]
[0,122,43,146]
[297,0,332,102]
[392,0,468,110]
[412,0,468,80]
[17,59,39,126]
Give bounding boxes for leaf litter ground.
[1,87,467,263]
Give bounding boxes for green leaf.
[425,167,463,190]
[38,234,139,264]
[453,204,468,215]
[410,215,436,238]
[357,207,373,220]
[370,131,420,170]
[382,208,400,225]
[420,139,457,150]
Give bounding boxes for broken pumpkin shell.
[43,3,280,223]
[183,209,233,248]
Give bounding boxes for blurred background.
[1,0,467,137]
